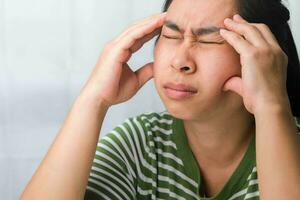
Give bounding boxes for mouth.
[163,82,198,100]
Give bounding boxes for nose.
[171,43,197,74]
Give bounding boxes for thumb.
[136,62,154,88]
[223,76,243,97]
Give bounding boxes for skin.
[154,0,300,198]
[221,13,300,200]
[20,0,300,199]
[153,0,255,195]
[20,13,167,199]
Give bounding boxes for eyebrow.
[164,20,222,36]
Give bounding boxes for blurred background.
[0,0,299,199]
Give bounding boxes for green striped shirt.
[84,111,300,200]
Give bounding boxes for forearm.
[20,88,109,200]
[255,103,300,200]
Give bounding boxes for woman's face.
[154,0,244,120]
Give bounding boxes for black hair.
[154,0,300,117]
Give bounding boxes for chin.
[160,91,233,122]
[161,97,212,121]
[155,81,223,120]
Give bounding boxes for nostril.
[181,66,190,71]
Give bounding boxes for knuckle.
[274,47,284,55]
[241,23,253,32]
[245,23,259,33]
[236,24,246,34]
[283,53,289,65]
[256,23,267,28]
[232,32,243,40]
[103,41,120,55]
[256,23,271,33]
[246,48,260,58]
[279,49,289,63]
[260,23,269,30]
[131,18,144,26]
[225,33,240,44]
[104,41,114,50]
[259,47,272,55]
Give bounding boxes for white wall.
[0,0,299,199]
[289,0,300,55]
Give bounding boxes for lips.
[163,82,198,100]
[163,82,198,93]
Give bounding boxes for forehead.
[166,0,237,30]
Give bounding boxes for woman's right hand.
[82,12,167,108]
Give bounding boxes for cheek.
[154,39,241,87]
[153,40,172,76]
[198,49,241,88]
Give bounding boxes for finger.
[232,14,247,23]
[135,62,154,89]
[115,29,162,63]
[131,12,167,27]
[220,28,253,55]
[118,14,166,53]
[115,12,167,42]
[118,12,166,37]
[130,28,161,53]
[253,24,281,48]
[233,14,280,48]
[223,76,243,97]
[224,16,268,47]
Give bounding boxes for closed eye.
[162,35,224,45]
[162,35,181,40]
[198,40,225,45]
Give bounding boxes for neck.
[184,105,255,168]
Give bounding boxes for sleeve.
[84,122,137,200]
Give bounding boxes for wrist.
[253,98,292,118]
[77,87,110,113]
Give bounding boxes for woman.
[21,0,300,199]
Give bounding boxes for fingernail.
[161,13,167,19]
[224,18,233,24]
[220,29,228,35]
[156,12,167,17]
[234,14,243,21]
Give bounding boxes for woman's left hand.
[220,14,290,115]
